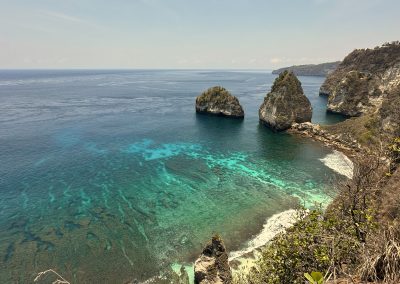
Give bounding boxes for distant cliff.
[272,61,340,77]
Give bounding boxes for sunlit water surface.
[0,70,345,283]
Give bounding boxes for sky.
[0,0,399,69]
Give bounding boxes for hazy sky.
[0,0,399,69]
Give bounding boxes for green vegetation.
[196,86,236,105]
[304,271,325,284]
[235,141,400,283]
[271,70,303,95]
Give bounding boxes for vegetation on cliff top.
[195,86,244,117]
[320,41,400,96]
[271,70,303,94]
[196,86,235,104]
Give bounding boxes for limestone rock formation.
[194,235,232,284]
[195,86,244,118]
[379,84,400,138]
[327,71,382,116]
[320,42,400,116]
[259,70,312,131]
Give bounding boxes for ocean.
[0,69,347,283]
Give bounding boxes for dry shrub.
[359,226,400,283]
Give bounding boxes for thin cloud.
[39,10,106,30]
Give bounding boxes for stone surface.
[379,84,400,138]
[259,71,312,131]
[194,235,232,284]
[195,86,244,118]
[289,122,361,155]
[327,71,382,116]
[320,42,400,116]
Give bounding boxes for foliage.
[196,86,237,105]
[387,137,400,174]
[271,70,303,95]
[235,153,387,284]
[235,207,361,284]
[304,271,324,284]
[359,227,400,283]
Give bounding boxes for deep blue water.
[0,70,344,283]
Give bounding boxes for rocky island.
[320,41,400,117]
[272,61,340,77]
[195,86,244,118]
[259,70,312,131]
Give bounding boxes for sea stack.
[194,235,232,284]
[259,71,312,131]
[195,86,244,118]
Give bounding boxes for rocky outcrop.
[379,84,400,138]
[327,71,382,116]
[194,235,232,284]
[289,122,361,155]
[259,71,312,131]
[320,42,400,116]
[195,86,244,118]
[272,61,340,77]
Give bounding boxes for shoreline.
[228,209,298,274]
[226,130,356,276]
[288,122,360,161]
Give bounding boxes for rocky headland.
[272,61,340,77]
[195,86,244,118]
[320,42,400,117]
[259,70,312,131]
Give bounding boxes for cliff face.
[195,86,244,118]
[320,42,400,117]
[259,71,312,131]
[379,84,400,138]
[272,61,340,77]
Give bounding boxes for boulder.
[259,71,312,131]
[194,235,232,284]
[195,86,244,118]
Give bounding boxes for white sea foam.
[229,209,297,261]
[320,150,354,179]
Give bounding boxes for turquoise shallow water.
[0,70,345,283]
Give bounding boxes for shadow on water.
[255,123,302,160]
[194,113,244,142]
[313,94,348,125]
[255,122,332,164]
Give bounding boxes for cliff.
[195,86,244,118]
[259,71,312,131]
[231,42,400,284]
[320,42,400,117]
[272,61,340,77]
